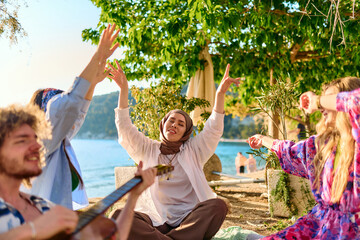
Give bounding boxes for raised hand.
[80,24,120,86]
[247,134,264,149]
[217,64,242,94]
[107,60,128,91]
[247,134,275,149]
[108,60,130,109]
[96,24,120,63]
[299,91,318,114]
[214,63,242,113]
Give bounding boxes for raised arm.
[186,64,241,165]
[213,64,241,113]
[107,60,129,109]
[43,25,119,154]
[115,161,156,240]
[109,61,158,163]
[80,24,120,100]
[299,91,337,114]
[247,134,275,149]
[248,133,316,179]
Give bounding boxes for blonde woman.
[248,77,360,239]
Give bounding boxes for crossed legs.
[111,198,228,240]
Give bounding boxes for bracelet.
[28,221,36,240]
[316,95,322,109]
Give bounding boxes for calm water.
[72,139,266,198]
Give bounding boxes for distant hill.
[76,91,119,139]
[76,91,261,139]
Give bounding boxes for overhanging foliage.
[0,0,27,44]
[82,0,360,106]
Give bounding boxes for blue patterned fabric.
[41,88,63,112]
[0,193,53,234]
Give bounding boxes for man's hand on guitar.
[32,205,78,239]
[131,161,157,197]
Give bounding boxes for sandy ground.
[214,170,290,236]
[87,170,290,237]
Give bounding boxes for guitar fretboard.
[72,164,173,235]
[75,177,142,233]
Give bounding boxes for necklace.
[158,153,177,180]
[164,153,177,166]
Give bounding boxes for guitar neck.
[75,177,142,234]
[73,164,173,235]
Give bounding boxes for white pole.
[208,178,265,186]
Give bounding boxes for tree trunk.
[304,114,315,136]
[268,68,280,139]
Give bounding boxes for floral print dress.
[263,88,360,240]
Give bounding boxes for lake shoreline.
[75,137,248,142]
[220,138,247,143]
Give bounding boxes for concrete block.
[267,169,315,218]
[114,166,137,189]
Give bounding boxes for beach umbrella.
[186,46,216,125]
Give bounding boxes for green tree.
[0,0,27,44]
[82,0,360,106]
[130,78,210,140]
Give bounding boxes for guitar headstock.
[154,164,174,180]
[154,164,174,176]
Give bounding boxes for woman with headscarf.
[22,24,120,210]
[248,77,360,239]
[109,61,241,239]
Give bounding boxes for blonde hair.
[0,104,51,187]
[313,77,360,203]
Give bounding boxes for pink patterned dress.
[264,88,360,240]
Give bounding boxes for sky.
[0,0,148,107]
